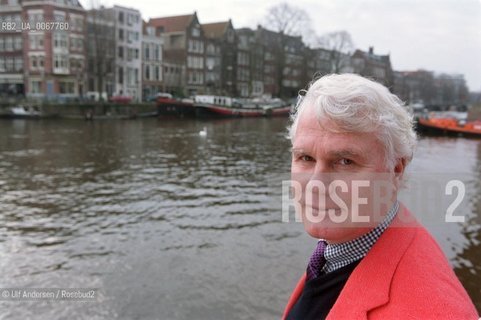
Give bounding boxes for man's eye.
[339,158,354,165]
[300,155,315,162]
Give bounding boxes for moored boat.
[156,93,196,117]
[417,117,481,138]
[193,95,291,118]
[0,105,54,119]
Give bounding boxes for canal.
[0,118,479,318]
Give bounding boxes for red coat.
[283,204,479,319]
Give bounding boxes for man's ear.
[393,158,407,187]
[394,158,406,176]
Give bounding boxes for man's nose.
[313,161,329,174]
[309,161,332,185]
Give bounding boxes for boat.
[156,93,196,117]
[193,95,292,118]
[0,105,55,119]
[417,116,481,138]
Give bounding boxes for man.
[283,74,478,319]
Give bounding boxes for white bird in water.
[199,126,207,137]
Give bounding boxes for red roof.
[201,21,230,39]
[148,13,194,33]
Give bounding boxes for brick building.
[202,20,236,96]
[149,12,206,96]
[86,7,116,100]
[0,0,86,99]
[0,0,24,97]
[352,46,393,88]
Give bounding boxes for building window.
[155,66,160,80]
[77,38,83,51]
[227,29,234,43]
[144,44,150,60]
[68,38,83,51]
[54,54,68,70]
[70,16,84,32]
[118,11,124,23]
[154,45,160,61]
[118,67,123,84]
[118,46,123,59]
[53,33,68,49]
[144,64,150,80]
[59,81,74,94]
[207,44,215,54]
[192,26,200,37]
[39,35,44,49]
[29,34,44,50]
[127,67,133,85]
[5,37,13,51]
[28,11,44,26]
[14,37,22,51]
[54,11,65,22]
[31,80,41,94]
[6,57,13,71]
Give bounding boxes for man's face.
[291,107,398,243]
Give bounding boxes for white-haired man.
[283,74,478,319]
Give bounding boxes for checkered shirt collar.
[321,201,400,274]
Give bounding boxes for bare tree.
[317,31,354,73]
[86,0,116,101]
[263,2,313,98]
[264,2,312,38]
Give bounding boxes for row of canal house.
[6,1,463,104]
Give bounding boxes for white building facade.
[141,24,163,100]
[112,5,142,102]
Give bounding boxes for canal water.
[0,118,479,319]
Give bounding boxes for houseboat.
[193,95,292,118]
[156,93,196,117]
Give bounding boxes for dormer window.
[192,26,200,37]
[227,29,234,43]
[147,26,154,36]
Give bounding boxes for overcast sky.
[80,0,481,91]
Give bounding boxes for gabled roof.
[148,13,195,33]
[353,48,390,64]
[201,21,231,39]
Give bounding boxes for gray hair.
[288,73,417,169]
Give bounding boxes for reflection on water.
[453,141,481,313]
[0,118,479,318]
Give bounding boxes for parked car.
[109,95,133,104]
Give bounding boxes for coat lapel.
[282,273,307,319]
[327,205,418,319]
